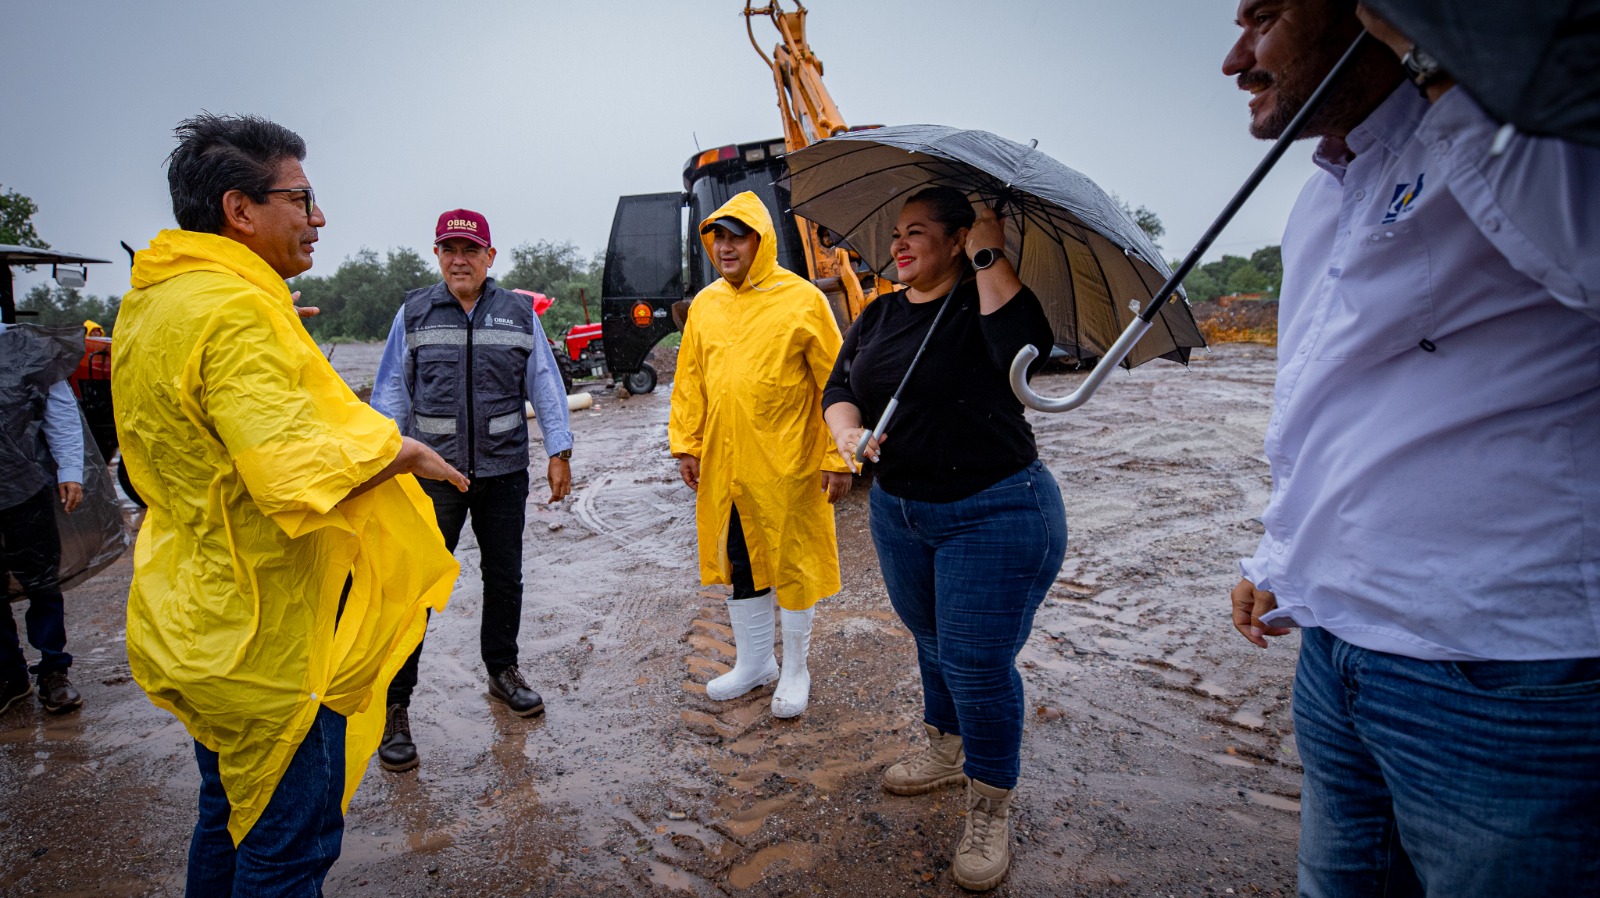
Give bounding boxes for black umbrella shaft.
[854,273,965,464]
[1139,31,1371,324]
[890,275,963,401]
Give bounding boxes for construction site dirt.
[0,341,1302,897]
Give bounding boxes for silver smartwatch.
[972,247,1005,270]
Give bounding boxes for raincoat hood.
[672,192,848,611]
[131,229,293,302]
[699,191,783,292]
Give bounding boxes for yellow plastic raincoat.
[668,192,848,611]
[113,230,458,843]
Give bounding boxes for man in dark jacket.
[370,208,573,772]
[0,322,86,715]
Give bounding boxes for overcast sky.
[2,0,1313,300]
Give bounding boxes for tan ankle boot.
[951,778,1013,891]
[882,723,967,795]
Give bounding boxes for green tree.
[1249,245,1282,295]
[1180,247,1283,302]
[289,240,606,342]
[1180,264,1223,303]
[294,247,436,341]
[497,240,604,337]
[0,185,49,249]
[19,283,122,333]
[1111,193,1165,252]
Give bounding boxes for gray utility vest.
[402,278,535,479]
[0,325,83,511]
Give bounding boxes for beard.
[1244,34,1399,140]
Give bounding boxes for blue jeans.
[1294,626,1600,897]
[870,461,1067,789]
[188,705,347,897]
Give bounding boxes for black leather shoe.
[37,670,82,714]
[378,704,418,772]
[487,666,545,717]
[0,675,33,715]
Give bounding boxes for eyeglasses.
[261,187,317,218]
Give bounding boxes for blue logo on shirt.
[1382,173,1425,223]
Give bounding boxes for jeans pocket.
[1451,657,1600,698]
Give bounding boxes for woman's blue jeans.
[187,704,347,897]
[870,461,1067,789]
[1294,626,1600,897]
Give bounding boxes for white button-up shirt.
[1241,86,1600,662]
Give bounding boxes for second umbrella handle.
[854,397,898,467]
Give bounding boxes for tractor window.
[602,193,685,301]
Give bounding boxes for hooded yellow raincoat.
[113,230,458,843]
[668,192,849,611]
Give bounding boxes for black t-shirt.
[822,278,1054,502]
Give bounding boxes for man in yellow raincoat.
[669,191,851,719]
[113,114,465,895]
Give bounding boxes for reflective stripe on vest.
[406,328,468,349]
[414,414,457,435]
[487,411,524,434]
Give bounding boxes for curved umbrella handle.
[1010,317,1154,413]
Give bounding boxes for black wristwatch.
[972,247,1006,270]
[554,449,572,461]
[1401,45,1443,93]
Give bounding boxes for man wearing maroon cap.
[369,208,574,772]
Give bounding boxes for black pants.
[0,485,70,680]
[727,505,768,600]
[389,469,528,706]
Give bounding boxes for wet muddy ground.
[1,342,1301,897]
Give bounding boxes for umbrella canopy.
[780,124,1205,369]
[1365,0,1600,147]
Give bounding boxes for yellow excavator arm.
[744,1,878,325]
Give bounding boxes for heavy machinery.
[598,0,884,391]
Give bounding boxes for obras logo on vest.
[493,317,518,327]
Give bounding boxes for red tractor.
[512,290,658,394]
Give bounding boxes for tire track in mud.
[1015,346,1305,864]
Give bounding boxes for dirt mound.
[1192,299,1278,345]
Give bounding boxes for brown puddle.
[727,841,815,889]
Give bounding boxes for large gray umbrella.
[782,124,1206,372]
[1365,0,1600,147]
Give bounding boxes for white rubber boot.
[705,593,779,701]
[771,606,814,718]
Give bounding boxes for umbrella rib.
[791,158,969,236]
[787,131,1197,366]
[792,157,954,206]
[1124,246,1177,364]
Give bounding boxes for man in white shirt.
[1224,1,1600,894]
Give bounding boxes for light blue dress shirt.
[1241,86,1600,662]
[369,297,574,458]
[0,321,84,485]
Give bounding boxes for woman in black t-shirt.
[822,186,1068,891]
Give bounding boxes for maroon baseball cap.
[435,209,491,247]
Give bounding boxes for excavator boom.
[743,0,879,325]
